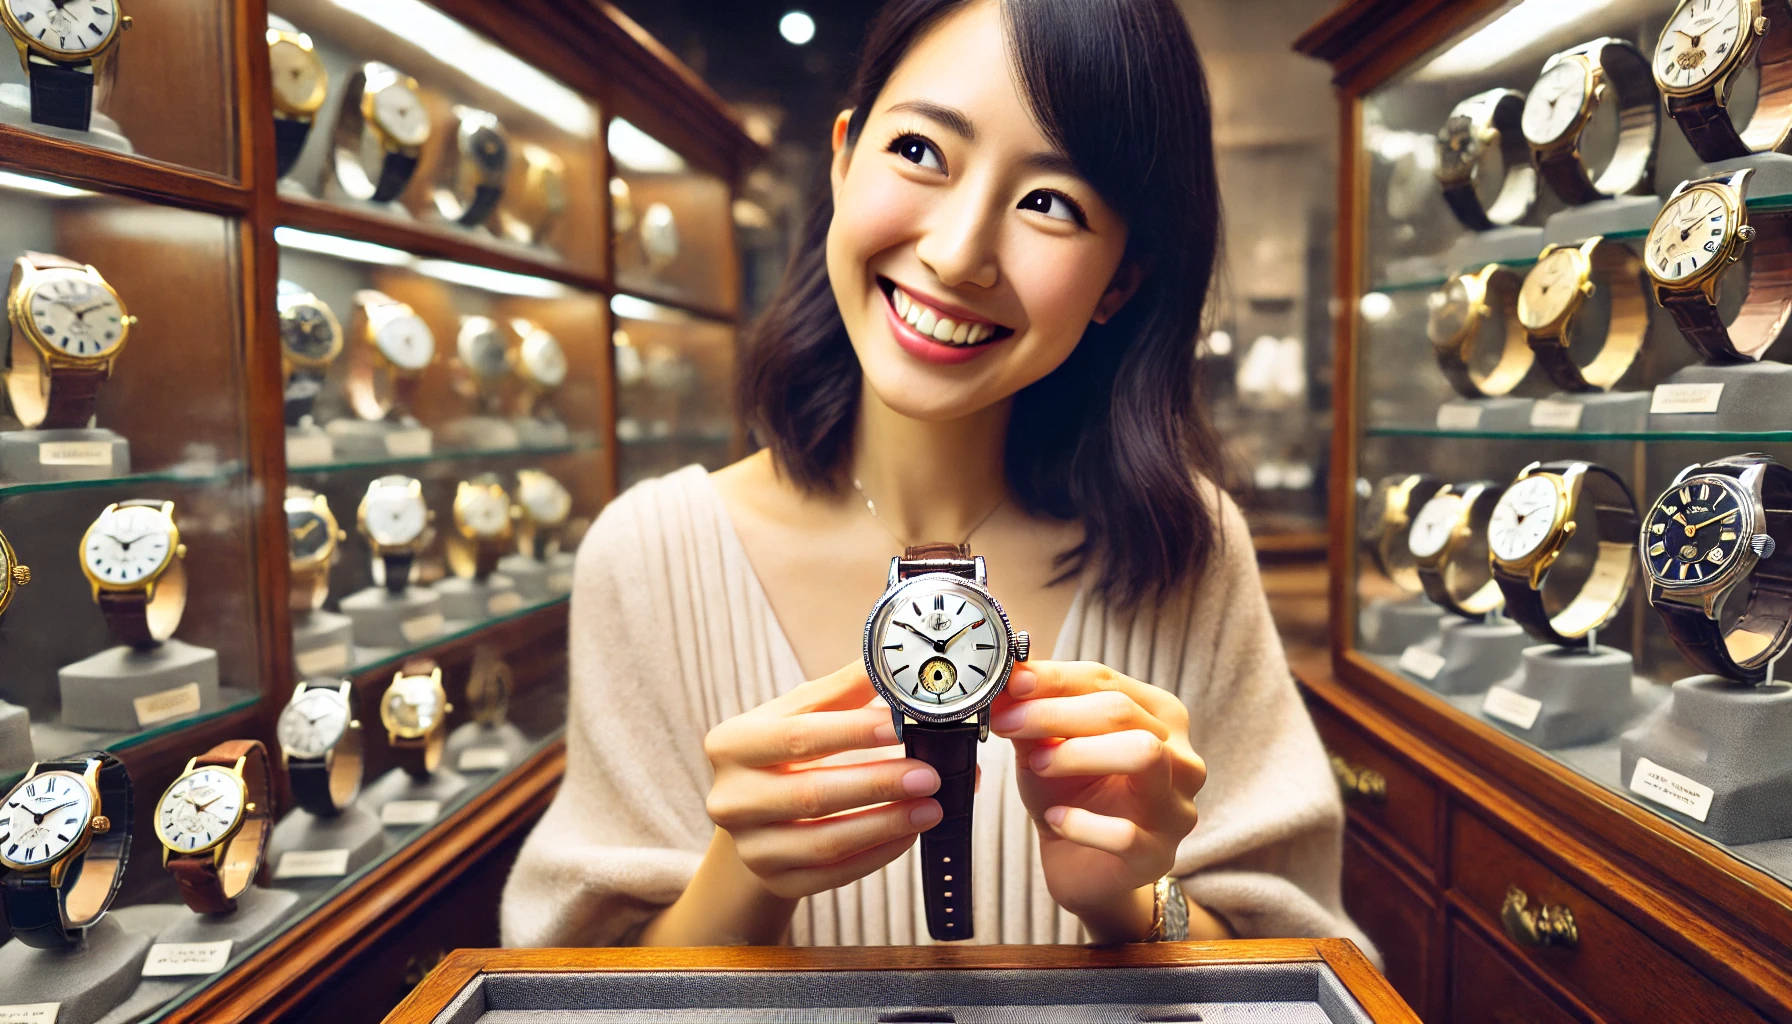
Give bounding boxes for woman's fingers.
[709,758,940,831]
[707,706,896,769]
[761,832,921,901]
[1041,805,1173,871]
[1025,732,1207,797]
[735,798,943,876]
[768,660,882,716]
[1001,661,1190,731]
[990,689,1169,741]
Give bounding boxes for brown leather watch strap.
[1529,240,1649,392]
[167,740,274,915]
[98,542,186,649]
[1534,40,1658,205]
[391,658,445,779]
[1417,482,1507,619]
[1668,0,1792,161]
[7,252,111,429]
[1662,208,1792,363]
[445,532,503,580]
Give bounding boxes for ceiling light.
[780,11,816,46]
[274,227,411,265]
[413,259,567,298]
[610,293,688,322]
[609,118,687,175]
[0,170,95,198]
[1416,0,1614,79]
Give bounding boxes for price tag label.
[273,848,350,879]
[458,747,510,772]
[384,430,432,457]
[400,613,444,643]
[1435,404,1483,430]
[1629,757,1715,822]
[487,591,524,615]
[133,682,202,727]
[38,441,111,467]
[546,572,572,593]
[1650,382,1724,415]
[0,1003,59,1024]
[285,432,333,467]
[142,940,233,978]
[1481,687,1543,730]
[295,643,351,676]
[380,799,441,826]
[1396,644,1446,681]
[1528,400,1583,430]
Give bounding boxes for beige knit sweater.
[501,465,1366,950]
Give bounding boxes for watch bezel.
[0,767,99,873]
[266,29,328,117]
[285,490,343,572]
[452,477,516,543]
[514,325,567,390]
[1487,467,1575,580]
[1654,0,1762,99]
[1521,52,1596,149]
[456,315,513,382]
[13,265,132,366]
[515,469,572,528]
[1426,269,1488,351]
[1641,471,1761,594]
[1516,243,1592,333]
[153,763,248,858]
[1644,181,1746,293]
[276,290,344,369]
[862,571,1016,725]
[359,63,429,153]
[1407,489,1471,565]
[357,475,430,552]
[79,500,180,595]
[2,0,125,62]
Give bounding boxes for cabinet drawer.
[1448,917,1587,1024]
[1343,827,1436,1020]
[1448,810,1767,1024]
[1309,699,1440,868]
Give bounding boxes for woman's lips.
[879,280,1011,366]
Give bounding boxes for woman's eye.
[890,134,944,172]
[1018,189,1084,226]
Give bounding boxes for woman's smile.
[878,276,1014,365]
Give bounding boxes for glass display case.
[611,294,738,489]
[609,117,740,317]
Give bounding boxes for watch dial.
[1488,475,1561,563]
[517,471,571,526]
[519,331,567,388]
[384,675,442,732]
[1434,115,1480,179]
[1517,248,1583,330]
[1,771,92,868]
[84,504,173,586]
[373,81,431,147]
[377,314,435,371]
[1426,277,1472,345]
[277,688,349,759]
[457,318,511,380]
[1407,492,1465,559]
[641,203,681,267]
[1643,475,1749,587]
[872,579,1012,717]
[8,0,116,56]
[468,124,508,175]
[287,508,334,561]
[28,272,125,359]
[364,482,427,546]
[155,768,245,853]
[279,301,341,363]
[1656,0,1744,91]
[1648,187,1731,283]
[457,484,512,537]
[269,39,325,111]
[1521,60,1588,145]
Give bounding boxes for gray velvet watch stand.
[291,609,355,677]
[0,84,133,154]
[1620,676,1792,845]
[283,421,334,468]
[1481,644,1648,748]
[446,720,532,774]
[0,699,31,774]
[323,416,432,460]
[1357,595,1444,655]
[1402,614,1529,695]
[0,428,130,483]
[512,415,570,449]
[361,765,469,824]
[0,917,150,1024]
[436,574,521,621]
[439,415,522,452]
[266,804,386,887]
[1444,224,1544,274]
[1434,395,1534,432]
[339,584,443,649]
[498,553,552,599]
[57,640,222,732]
[98,889,303,1023]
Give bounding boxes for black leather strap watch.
[0,751,132,948]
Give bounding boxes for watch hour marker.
[1679,561,1690,579]
[892,664,909,676]
[882,643,902,651]
[1699,484,1710,500]
[1649,542,1666,555]
[976,643,995,650]
[971,664,988,677]
[957,600,966,615]
[1721,530,1738,541]
[912,602,921,617]
[1651,523,1666,535]
[933,595,943,610]
[1681,487,1693,505]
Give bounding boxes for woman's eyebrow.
[886,100,975,141]
[1023,151,1079,177]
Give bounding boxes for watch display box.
[612,297,740,488]
[610,119,738,316]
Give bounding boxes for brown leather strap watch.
[1427,264,1532,398]
[382,658,450,779]
[5,251,132,429]
[1656,0,1792,162]
[159,740,273,915]
[1647,168,1792,362]
[1435,89,1537,231]
[1526,38,1659,206]
[1519,237,1649,392]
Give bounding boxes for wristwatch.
[331,61,430,203]
[155,740,273,915]
[1435,88,1536,231]
[1426,264,1532,398]
[1,0,130,132]
[1408,481,1507,619]
[0,751,131,948]
[1517,236,1648,392]
[640,202,681,271]
[267,16,328,178]
[1360,473,1445,593]
[514,468,572,560]
[381,658,452,779]
[465,646,512,726]
[357,475,432,595]
[446,475,515,581]
[81,499,186,648]
[863,543,1028,941]
[347,289,434,422]
[286,486,346,615]
[1489,461,1639,648]
[5,252,135,430]
[1642,454,1792,684]
[1646,169,1792,363]
[497,143,568,245]
[451,315,513,413]
[1655,0,1792,161]
[276,281,343,427]
[510,319,567,416]
[277,679,363,817]
[433,106,509,227]
[0,525,29,619]
[1522,38,1658,205]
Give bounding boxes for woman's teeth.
[891,286,996,345]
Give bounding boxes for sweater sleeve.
[499,479,717,948]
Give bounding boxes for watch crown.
[10,565,28,586]
[90,815,110,833]
[1013,630,1030,662]
[1739,225,1758,242]
[1753,534,1777,559]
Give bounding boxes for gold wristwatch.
[1521,38,1658,205]
[80,500,186,649]
[1655,0,1792,162]
[1435,88,1536,230]
[451,315,513,412]
[286,487,346,615]
[1,0,130,133]
[332,61,430,203]
[465,647,513,726]
[1488,462,1639,648]
[446,476,516,581]
[381,658,452,779]
[267,17,327,178]
[0,751,130,949]
[510,319,567,416]
[514,468,572,560]
[0,526,29,619]
[498,144,568,245]
[1646,168,1792,363]
[277,281,342,427]
[347,290,434,421]
[1360,473,1445,593]
[1517,237,1648,392]
[5,252,136,430]
[357,475,433,596]
[1426,264,1532,398]
[433,106,509,227]
[155,740,273,915]
[1408,481,1506,619]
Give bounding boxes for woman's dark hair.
[736,0,1224,610]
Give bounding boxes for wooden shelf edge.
[1292,0,1509,93]
[0,126,250,215]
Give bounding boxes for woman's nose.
[914,192,1000,290]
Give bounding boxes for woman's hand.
[990,660,1208,943]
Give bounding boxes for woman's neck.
[848,377,1011,548]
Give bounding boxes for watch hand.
[894,620,946,652]
[942,619,986,651]
[33,800,78,825]
[1685,510,1739,534]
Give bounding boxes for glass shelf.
[288,438,600,478]
[0,461,245,499]
[0,688,261,793]
[343,594,569,678]
[1366,426,1792,443]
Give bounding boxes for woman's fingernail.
[910,800,943,828]
[1008,668,1036,697]
[1029,747,1053,771]
[874,721,897,744]
[1043,806,1068,828]
[902,768,939,796]
[990,708,1023,732]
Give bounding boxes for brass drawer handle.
[1330,755,1387,804]
[1501,885,1578,950]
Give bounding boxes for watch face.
[8,0,118,56]
[1,770,92,869]
[519,330,567,388]
[1434,115,1481,181]
[1488,474,1562,563]
[155,768,245,854]
[517,471,571,526]
[1647,187,1732,284]
[279,299,342,364]
[83,504,174,586]
[1426,277,1472,346]
[1407,492,1465,559]
[467,124,508,175]
[1517,248,1584,330]
[372,80,431,148]
[1643,474,1750,588]
[277,687,350,759]
[26,271,126,360]
[456,482,512,538]
[287,508,334,562]
[641,202,681,267]
[869,576,1013,718]
[269,38,326,113]
[384,675,443,734]
[457,318,511,380]
[1521,60,1588,145]
[376,313,435,371]
[1656,0,1745,92]
[362,480,428,547]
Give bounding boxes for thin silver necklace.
[851,477,1006,550]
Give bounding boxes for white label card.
[384,430,432,457]
[1650,382,1725,415]
[295,643,351,676]
[0,1004,60,1024]
[1435,404,1483,430]
[487,591,524,615]
[133,682,203,727]
[273,848,350,879]
[141,940,233,978]
[546,572,572,593]
[1528,399,1583,430]
[1481,687,1543,730]
[1397,644,1447,681]
[458,747,510,771]
[380,799,441,826]
[284,433,333,467]
[400,613,444,643]
[1629,757,1715,822]
[38,441,111,467]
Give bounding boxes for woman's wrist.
[638,829,798,946]
[1075,882,1156,945]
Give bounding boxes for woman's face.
[826,0,1134,422]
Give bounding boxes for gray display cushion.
[0,917,150,1024]
[1405,616,1529,696]
[0,700,31,774]
[430,964,1372,1024]
[323,417,433,460]
[436,575,523,621]
[57,640,222,733]
[497,554,552,600]
[0,428,130,483]
[1647,362,1792,432]
[267,803,387,888]
[1482,645,1647,749]
[1358,598,1442,656]
[439,416,523,452]
[446,721,532,775]
[340,585,445,650]
[292,609,355,678]
[0,84,133,153]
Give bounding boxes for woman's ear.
[1093,263,1143,324]
[829,109,854,197]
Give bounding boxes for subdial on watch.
[918,656,957,694]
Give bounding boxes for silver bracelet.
[1148,875,1190,942]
